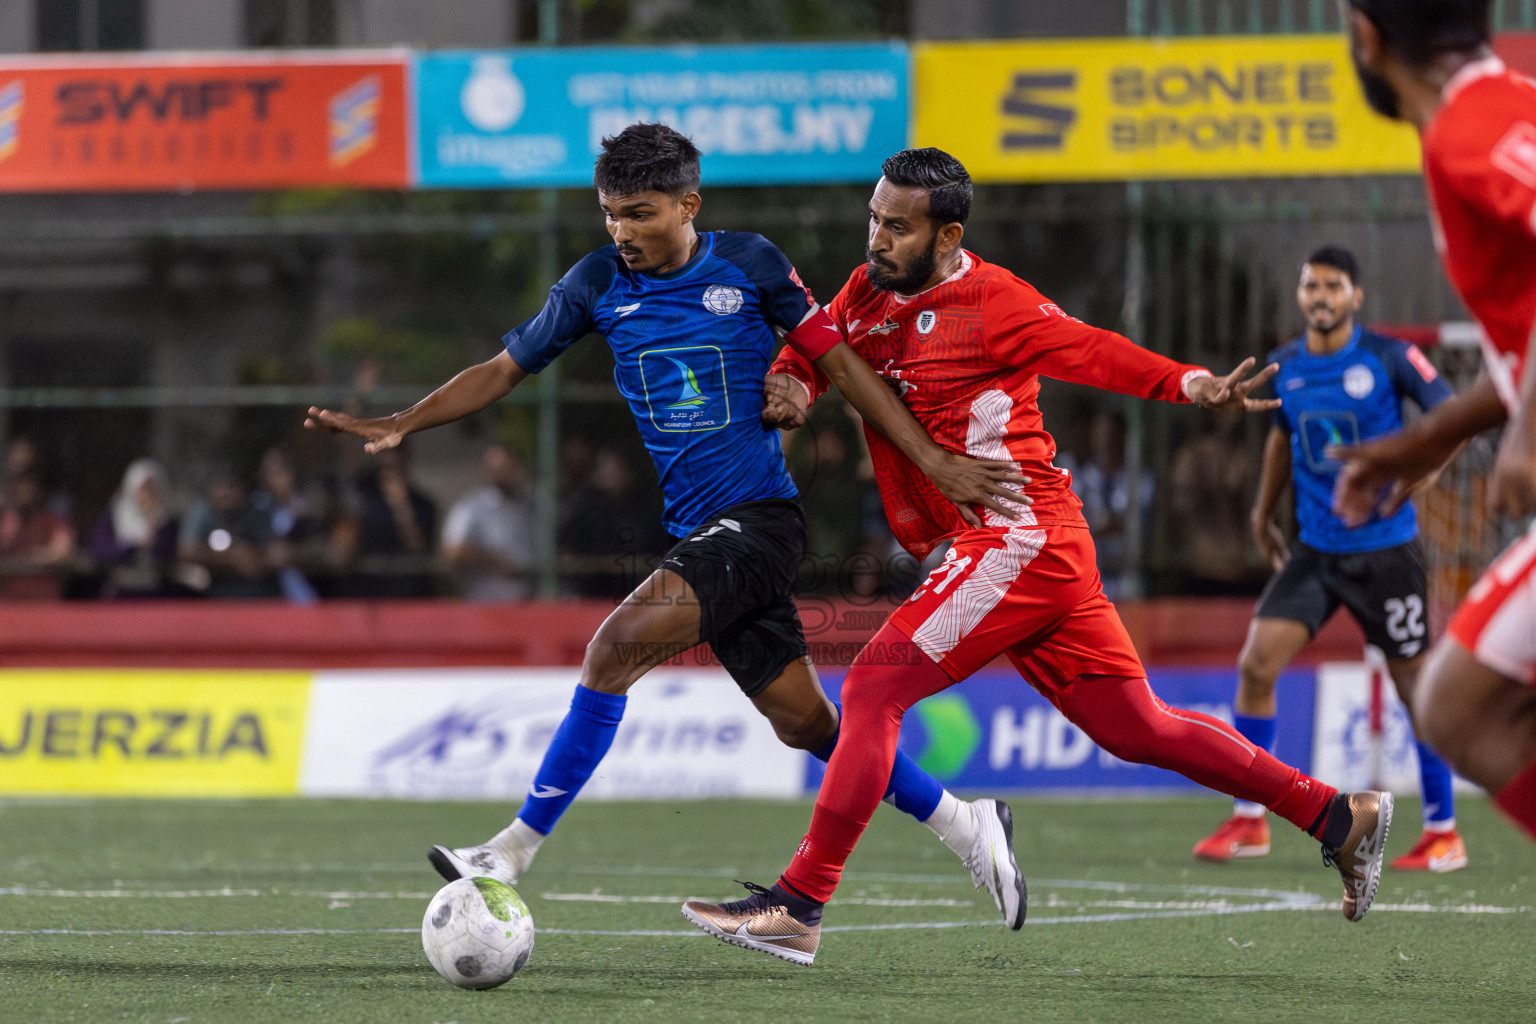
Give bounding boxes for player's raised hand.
[925,452,1032,528]
[304,407,406,454]
[761,373,810,430]
[1186,358,1281,413]
[1329,429,1448,527]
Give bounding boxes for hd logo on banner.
[414,43,908,187]
[807,667,1318,793]
[914,35,1421,182]
[0,52,409,192]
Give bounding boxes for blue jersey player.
[1193,246,1467,872]
[305,124,1028,924]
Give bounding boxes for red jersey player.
[681,148,1396,966]
[1334,0,1536,841]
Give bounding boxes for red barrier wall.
[0,598,1366,669]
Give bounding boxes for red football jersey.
[1423,57,1536,415]
[772,251,1210,559]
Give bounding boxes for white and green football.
[420,876,535,989]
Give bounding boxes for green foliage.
[320,316,478,388]
[601,0,908,42]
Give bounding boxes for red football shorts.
[886,522,1146,695]
[1448,522,1536,687]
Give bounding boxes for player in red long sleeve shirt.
[1333,0,1536,841]
[681,148,1395,966]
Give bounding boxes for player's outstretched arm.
[811,341,1029,527]
[306,350,528,453]
[1331,373,1507,527]
[1184,358,1282,414]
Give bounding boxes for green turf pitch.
[0,796,1530,1024]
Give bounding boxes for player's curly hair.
[593,123,702,198]
[1347,0,1492,66]
[881,148,973,227]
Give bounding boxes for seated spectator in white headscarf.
[89,458,188,599]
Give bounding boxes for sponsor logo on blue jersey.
[640,346,731,432]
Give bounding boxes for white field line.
[0,887,969,907]
[0,875,1525,939]
[0,894,1526,941]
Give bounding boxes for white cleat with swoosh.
[428,843,518,887]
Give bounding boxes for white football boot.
[964,798,1027,929]
[428,843,519,886]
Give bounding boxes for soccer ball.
[421,876,535,989]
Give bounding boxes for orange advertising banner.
[0,51,409,192]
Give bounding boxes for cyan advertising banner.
[806,667,1317,794]
[414,43,908,188]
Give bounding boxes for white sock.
[486,818,545,878]
[1425,817,1456,834]
[923,791,979,857]
[1233,801,1267,819]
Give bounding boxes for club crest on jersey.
[867,317,900,336]
[702,284,743,315]
[915,309,939,335]
[1343,364,1375,399]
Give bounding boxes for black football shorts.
[1255,538,1429,659]
[658,498,808,696]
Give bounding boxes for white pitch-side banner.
[1310,661,1478,795]
[299,668,805,800]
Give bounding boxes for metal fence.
[0,0,1528,600]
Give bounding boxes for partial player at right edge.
[1334,0,1536,842]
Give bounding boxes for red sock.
[1494,756,1536,840]
[1254,752,1338,836]
[1059,675,1336,834]
[780,623,954,904]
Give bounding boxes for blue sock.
[1416,740,1457,828]
[1232,714,1277,816]
[812,701,944,821]
[515,686,627,836]
[1233,713,1278,752]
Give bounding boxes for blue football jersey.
[1269,326,1453,554]
[503,230,819,537]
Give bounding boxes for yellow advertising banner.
[913,35,1422,182]
[0,670,309,796]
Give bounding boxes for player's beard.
[1351,56,1401,119]
[866,234,939,294]
[1307,306,1344,333]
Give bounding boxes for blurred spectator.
[253,446,328,605]
[1073,409,1154,600]
[332,444,439,598]
[442,443,536,602]
[559,433,597,496]
[89,458,190,599]
[5,436,72,523]
[1168,416,1262,595]
[559,446,669,598]
[0,468,77,599]
[180,468,279,599]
